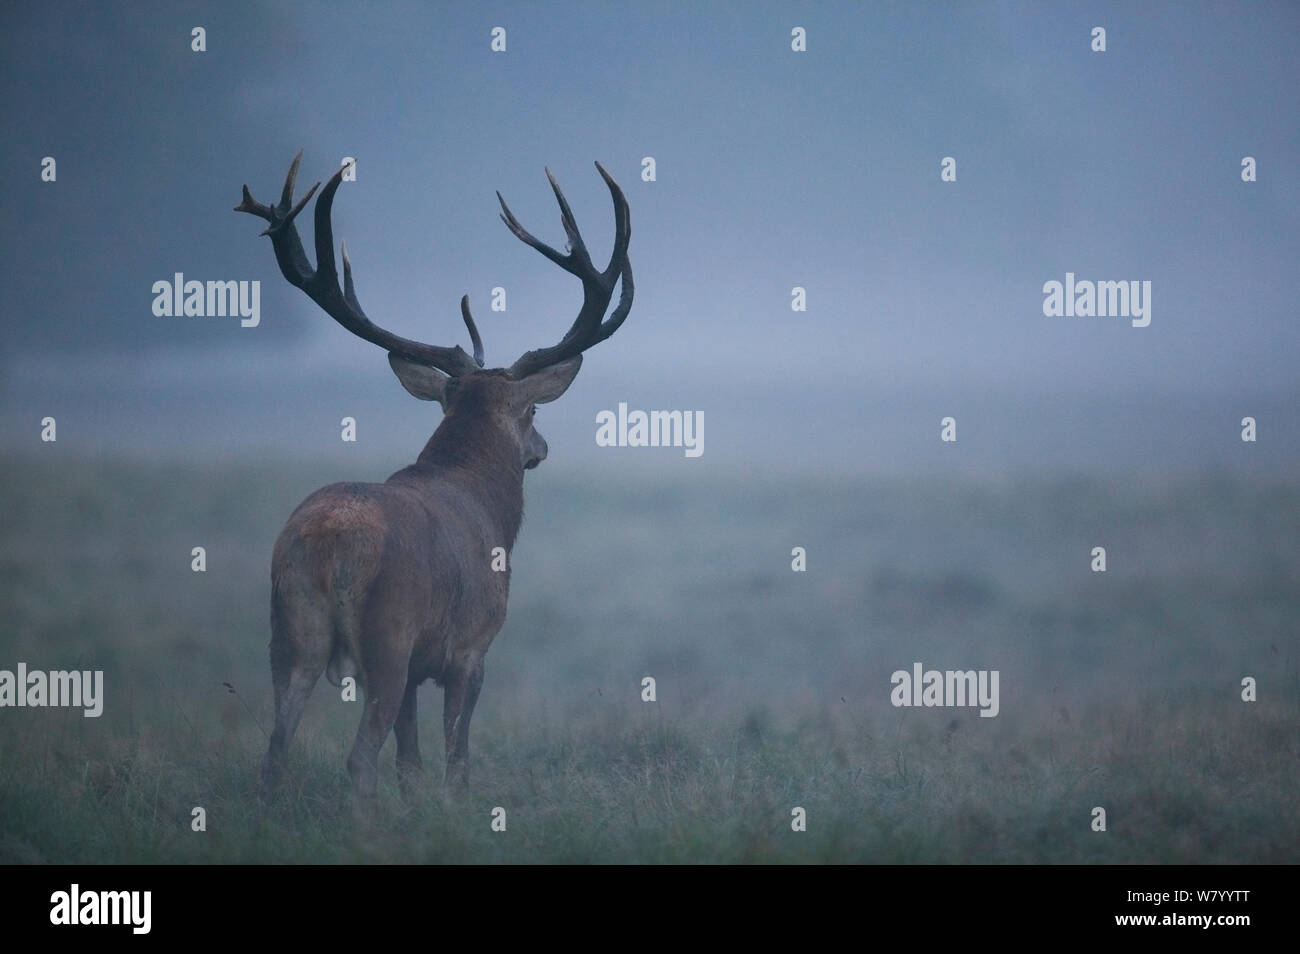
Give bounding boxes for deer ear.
[388,354,452,404]
[513,355,582,406]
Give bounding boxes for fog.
[3,1,1297,478]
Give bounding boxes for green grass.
[1,453,1297,862]
[2,694,1294,863]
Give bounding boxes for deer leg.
[347,663,407,808]
[394,678,422,798]
[261,606,328,798]
[443,654,485,791]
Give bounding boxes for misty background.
[2,1,1299,864]
[2,0,1296,477]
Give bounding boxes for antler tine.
[504,163,634,379]
[544,168,592,268]
[311,167,347,290]
[595,161,630,281]
[279,150,304,210]
[460,295,485,367]
[497,191,570,273]
[235,154,481,378]
[234,151,320,289]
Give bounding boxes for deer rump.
[271,479,506,693]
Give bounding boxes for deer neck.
[408,413,526,549]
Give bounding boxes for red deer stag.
[236,153,632,802]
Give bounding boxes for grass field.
[1,453,1297,862]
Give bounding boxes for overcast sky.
[2,1,1297,476]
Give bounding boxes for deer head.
[234,153,633,472]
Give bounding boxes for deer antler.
[499,162,633,379]
[235,152,484,375]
